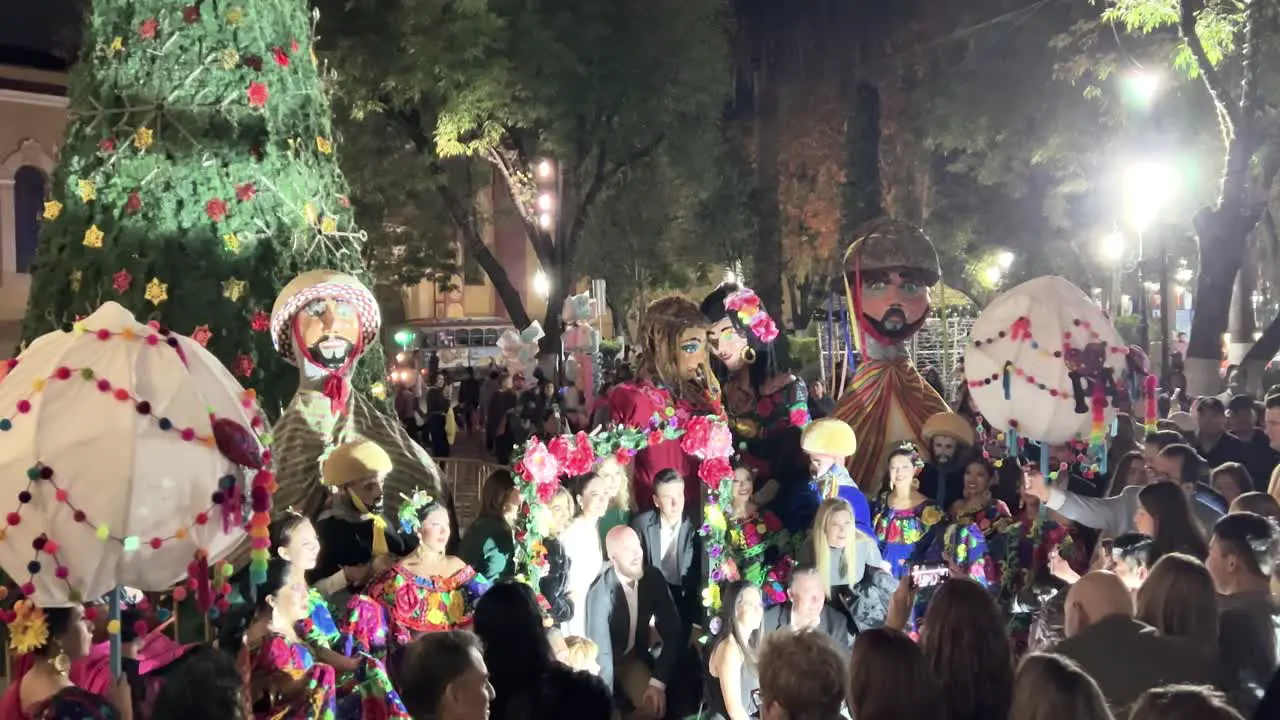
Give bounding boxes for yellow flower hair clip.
[8,600,50,654]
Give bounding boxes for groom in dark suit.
[631,469,701,627]
[587,525,687,719]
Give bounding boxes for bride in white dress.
[559,470,613,636]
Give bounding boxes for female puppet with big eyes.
[700,284,811,532]
[606,296,723,512]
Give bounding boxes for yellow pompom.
[106,619,121,635]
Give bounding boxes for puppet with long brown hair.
[607,296,723,511]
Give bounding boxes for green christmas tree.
[21,1,386,417]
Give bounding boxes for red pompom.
[83,606,98,621]
[212,418,263,469]
[172,587,188,602]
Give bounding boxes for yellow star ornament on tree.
[42,201,62,220]
[83,225,104,248]
[144,277,169,306]
[78,180,96,203]
[134,127,154,150]
[223,278,247,302]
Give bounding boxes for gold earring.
[911,477,920,490]
[742,347,757,365]
[51,649,71,675]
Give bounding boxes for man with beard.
[268,270,450,528]
[310,439,420,593]
[918,411,976,509]
[830,218,950,496]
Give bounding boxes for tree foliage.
[314,0,732,350]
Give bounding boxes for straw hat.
[921,412,976,448]
[801,418,857,457]
[322,440,393,487]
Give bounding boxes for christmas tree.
[21,1,386,417]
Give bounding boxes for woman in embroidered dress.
[559,470,612,636]
[723,461,792,605]
[268,514,408,720]
[222,559,337,720]
[2,602,131,720]
[341,493,490,666]
[948,455,1013,586]
[700,284,811,532]
[606,296,721,513]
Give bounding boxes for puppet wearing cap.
[310,440,421,593]
[799,418,873,537]
[267,270,448,524]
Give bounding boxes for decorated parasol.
[963,276,1128,479]
[0,302,273,672]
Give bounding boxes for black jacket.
[585,566,686,692]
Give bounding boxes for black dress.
[539,537,573,626]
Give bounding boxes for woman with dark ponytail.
[701,284,812,532]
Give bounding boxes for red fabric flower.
[698,457,733,487]
[762,512,783,533]
[271,47,289,67]
[647,430,664,447]
[205,198,228,222]
[392,582,420,620]
[680,415,712,455]
[235,182,257,201]
[98,138,116,153]
[112,270,132,294]
[247,81,269,107]
[290,38,300,53]
[788,407,810,427]
[124,191,141,215]
[182,6,200,23]
[756,396,776,417]
[614,448,632,466]
[250,311,270,332]
[139,18,158,39]
[233,354,254,378]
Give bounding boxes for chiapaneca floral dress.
[341,565,490,665]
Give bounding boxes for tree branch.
[565,133,667,259]
[1179,0,1239,140]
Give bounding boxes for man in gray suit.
[586,526,686,719]
[759,566,853,653]
[1026,443,1224,536]
[631,469,701,628]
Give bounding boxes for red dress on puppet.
[607,379,722,512]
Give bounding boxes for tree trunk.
[1227,252,1256,365]
[842,81,883,235]
[608,298,630,340]
[753,45,785,318]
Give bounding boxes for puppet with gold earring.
[830,219,949,498]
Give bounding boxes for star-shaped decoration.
[223,233,241,254]
[82,225,104,248]
[112,269,133,294]
[42,201,62,220]
[223,278,247,302]
[144,278,169,306]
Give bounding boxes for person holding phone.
[799,498,895,635]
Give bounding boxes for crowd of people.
[8,275,1280,720]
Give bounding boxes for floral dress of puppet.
[607,379,718,512]
[249,632,338,720]
[299,589,409,720]
[342,563,490,664]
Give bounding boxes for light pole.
[1096,231,1126,315]
[1122,160,1178,355]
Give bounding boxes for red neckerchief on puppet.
[291,321,365,415]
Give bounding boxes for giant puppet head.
[270,270,381,411]
[842,218,941,345]
[636,296,715,402]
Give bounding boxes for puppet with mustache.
[830,218,950,497]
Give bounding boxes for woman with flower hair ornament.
[700,284,811,531]
[606,296,723,512]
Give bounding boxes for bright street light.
[537,193,555,211]
[996,250,1014,270]
[536,159,554,179]
[1127,70,1161,106]
[1175,267,1193,283]
[1098,231,1126,264]
[1123,159,1178,233]
[538,212,553,229]
[532,269,551,299]
[982,265,1002,286]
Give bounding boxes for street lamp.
[1122,157,1179,364]
[996,250,1014,270]
[982,265,1003,287]
[536,159,555,179]
[1126,70,1161,107]
[533,269,551,300]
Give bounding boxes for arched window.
[13,165,47,273]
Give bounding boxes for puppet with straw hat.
[800,418,872,537]
[829,218,949,498]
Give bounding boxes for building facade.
[0,61,68,355]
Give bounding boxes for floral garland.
[511,402,736,611]
[724,288,779,344]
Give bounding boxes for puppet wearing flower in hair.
[794,418,872,537]
[340,491,490,664]
[267,270,449,527]
[700,284,812,531]
[606,296,722,512]
[0,602,130,720]
[830,219,949,498]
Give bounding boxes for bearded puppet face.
[708,317,749,371]
[856,268,932,340]
[930,435,959,465]
[677,326,709,381]
[295,296,362,370]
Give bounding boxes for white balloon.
[963,276,1127,445]
[0,302,268,605]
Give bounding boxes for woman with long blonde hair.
[604,296,722,513]
[802,498,896,632]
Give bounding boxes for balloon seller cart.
[0,302,274,680]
